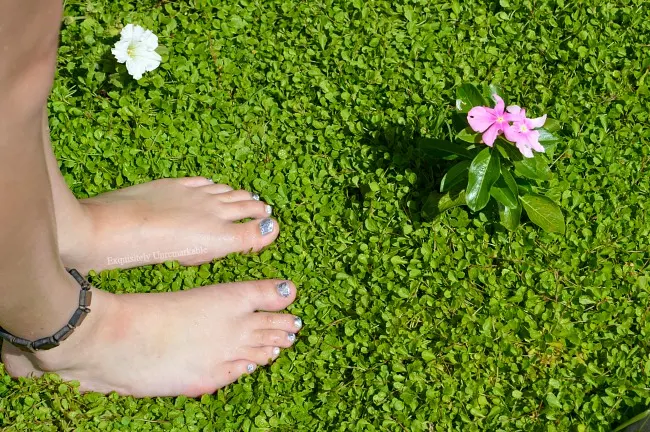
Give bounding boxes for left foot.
[57,177,279,273]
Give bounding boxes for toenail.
[252,193,260,201]
[207,178,214,183]
[260,218,274,236]
[288,333,296,342]
[273,347,281,356]
[247,363,256,373]
[276,281,291,298]
[265,205,273,215]
[294,317,303,329]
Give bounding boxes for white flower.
[111,24,162,80]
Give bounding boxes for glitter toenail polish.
[252,193,260,201]
[276,281,291,298]
[260,218,274,236]
[247,363,256,373]
[273,347,281,356]
[294,317,303,329]
[265,205,273,215]
[288,333,296,342]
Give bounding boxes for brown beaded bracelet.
[0,268,92,352]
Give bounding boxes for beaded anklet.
[0,268,92,352]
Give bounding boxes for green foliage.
[1,0,650,431]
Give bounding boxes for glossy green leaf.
[490,168,518,208]
[513,154,552,181]
[498,201,522,231]
[456,83,488,113]
[466,148,501,211]
[456,127,482,144]
[418,138,474,159]
[521,194,566,234]
[440,160,471,193]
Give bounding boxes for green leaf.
[418,138,474,159]
[490,168,518,208]
[546,393,562,409]
[513,154,552,181]
[542,118,562,133]
[537,128,559,144]
[440,160,471,192]
[521,194,566,234]
[456,127,482,144]
[613,409,650,432]
[422,189,466,217]
[485,83,507,104]
[466,148,501,211]
[498,201,522,231]
[456,83,488,113]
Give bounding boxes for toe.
[219,200,273,221]
[177,176,215,187]
[200,183,234,194]
[251,329,295,348]
[252,312,303,334]
[237,279,296,311]
[216,360,258,386]
[216,190,258,203]
[242,346,282,366]
[231,218,279,253]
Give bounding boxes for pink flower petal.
[492,94,505,114]
[524,130,545,153]
[516,141,534,158]
[482,124,501,147]
[506,105,521,114]
[467,106,496,133]
[503,124,520,143]
[528,114,547,129]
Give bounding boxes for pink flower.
[503,109,547,158]
[467,94,512,147]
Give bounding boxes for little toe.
[220,200,272,221]
[251,329,295,348]
[200,183,234,194]
[217,360,258,386]
[177,176,215,187]
[216,190,258,203]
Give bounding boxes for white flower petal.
[134,48,162,72]
[111,40,131,63]
[120,23,135,41]
[125,58,147,80]
[131,24,145,42]
[140,30,159,50]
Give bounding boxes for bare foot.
[1,279,301,397]
[57,177,279,274]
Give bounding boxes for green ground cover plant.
[1,0,649,430]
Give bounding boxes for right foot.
[1,279,301,397]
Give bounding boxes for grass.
[1,0,649,430]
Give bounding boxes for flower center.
[497,116,504,123]
[519,125,529,133]
[127,43,136,59]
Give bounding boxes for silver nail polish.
[260,218,274,236]
[247,363,255,373]
[294,317,302,329]
[207,178,214,183]
[273,347,281,356]
[288,333,296,343]
[265,205,273,215]
[276,281,290,298]
[252,193,260,201]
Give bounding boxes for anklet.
[0,268,92,352]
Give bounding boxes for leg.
[43,114,280,274]
[0,1,301,397]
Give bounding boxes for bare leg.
[43,116,280,274]
[0,1,300,397]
